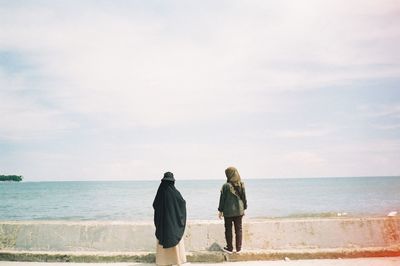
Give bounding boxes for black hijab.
[152,172,187,248]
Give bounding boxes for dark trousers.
[224,215,243,252]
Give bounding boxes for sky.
[0,0,399,181]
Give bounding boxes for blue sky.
[0,0,399,181]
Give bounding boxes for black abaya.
[152,180,186,248]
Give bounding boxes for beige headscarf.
[225,166,242,187]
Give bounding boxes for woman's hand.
[218,212,223,220]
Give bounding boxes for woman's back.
[218,181,247,217]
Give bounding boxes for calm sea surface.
[1,177,399,221]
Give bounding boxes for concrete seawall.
[1,217,400,262]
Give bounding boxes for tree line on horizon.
[0,175,23,182]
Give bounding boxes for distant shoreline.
[10,175,400,182]
[0,175,23,182]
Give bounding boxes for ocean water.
[0,177,399,221]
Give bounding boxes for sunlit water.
[1,176,399,220]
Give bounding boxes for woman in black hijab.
[153,172,187,266]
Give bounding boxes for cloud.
[0,1,399,179]
[0,5,267,127]
[358,103,400,118]
[274,128,332,139]
[0,69,78,140]
[283,151,326,166]
[372,124,400,130]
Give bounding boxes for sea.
[0,176,399,221]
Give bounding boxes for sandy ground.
[1,257,400,266]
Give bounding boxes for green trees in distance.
[0,175,23,182]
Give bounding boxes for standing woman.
[153,172,187,266]
[218,166,247,254]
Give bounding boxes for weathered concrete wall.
[0,217,399,253]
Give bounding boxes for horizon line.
[16,175,400,182]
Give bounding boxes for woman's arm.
[218,185,226,214]
[242,185,247,210]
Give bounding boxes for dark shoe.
[235,249,241,254]
[222,246,233,254]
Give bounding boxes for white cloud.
[372,124,400,130]
[274,128,332,139]
[358,103,400,118]
[0,71,78,140]
[0,1,399,179]
[283,151,326,167]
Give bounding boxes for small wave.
[286,212,345,218]
[254,212,349,219]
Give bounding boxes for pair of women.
[152,167,247,266]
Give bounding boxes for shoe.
[222,246,233,254]
[235,249,241,254]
